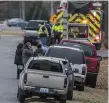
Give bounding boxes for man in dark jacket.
[14,42,23,79]
[22,42,33,66]
[34,43,44,56]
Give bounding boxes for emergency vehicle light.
[95,36,100,40]
[94,12,96,16]
[81,19,88,24]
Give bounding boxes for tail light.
[64,78,67,88]
[24,73,27,84]
[82,67,86,75]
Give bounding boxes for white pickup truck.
[17,57,74,103]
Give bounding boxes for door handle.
[43,75,49,78]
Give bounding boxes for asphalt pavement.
[0,35,58,103]
[0,35,108,103]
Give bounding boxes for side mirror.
[86,59,91,64]
[97,56,102,61]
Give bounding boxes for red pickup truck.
[60,39,102,88]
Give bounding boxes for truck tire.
[89,75,97,88]
[59,99,66,103]
[17,87,25,103]
[67,90,73,100]
[59,95,66,103]
[76,85,84,91]
[67,81,73,100]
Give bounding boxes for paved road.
[0,35,60,103]
[0,35,107,103]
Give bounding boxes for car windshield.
[62,42,94,57]
[26,21,46,30]
[28,60,63,73]
[46,47,85,64]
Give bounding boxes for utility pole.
[21,1,25,20]
[51,1,54,15]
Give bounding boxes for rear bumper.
[23,86,67,96]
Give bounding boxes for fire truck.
[50,1,104,50]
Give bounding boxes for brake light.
[82,67,86,75]
[24,73,27,84]
[64,78,67,88]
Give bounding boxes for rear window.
[62,42,95,57]
[27,21,40,28]
[28,60,63,73]
[46,47,85,64]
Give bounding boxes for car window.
[28,60,63,73]
[27,21,39,28]
[62,42,95,57]
[46,47,85,64]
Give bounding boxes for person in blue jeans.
[38,23,48,46]
[45,21,52,46]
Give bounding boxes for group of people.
[14,20,64,79]
[14,41,48,79]
[38,20,64,46]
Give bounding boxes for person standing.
[52,21,63,44]
[45,21,52,46]
[34,43,44,56]
[38,23,48,46]
[14,42,23,79]
[22,42,33,66]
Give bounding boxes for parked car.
[45,45,88,91]
[17,57,74,103]
[60,39,102,88]
[7,18,28,29]
[24,20,47,45]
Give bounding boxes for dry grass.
[96,58,108,90]
[70,59,108,103]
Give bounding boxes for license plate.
[40,88,49,93]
